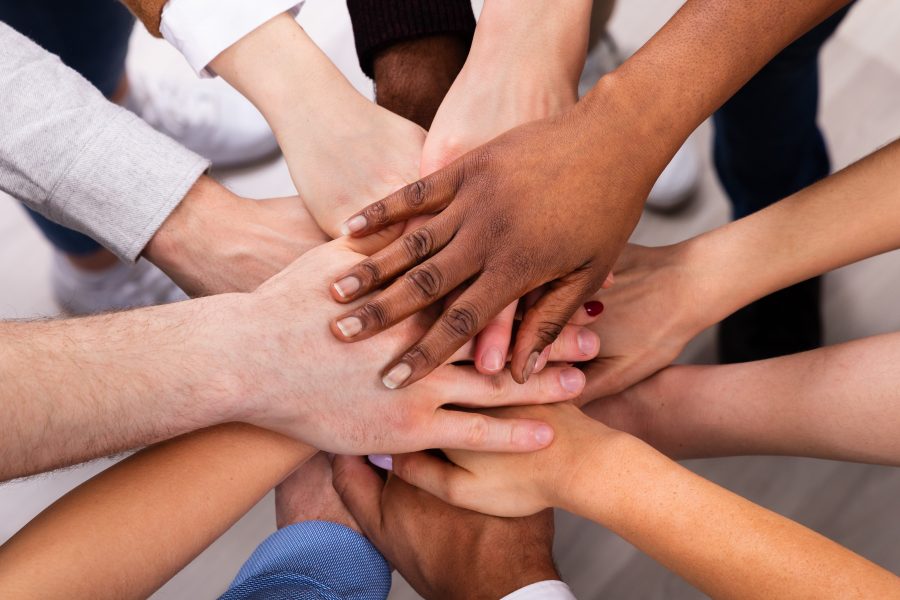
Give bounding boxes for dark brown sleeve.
[347,0,476,79]
[119,0,167,37]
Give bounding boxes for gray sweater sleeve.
[0,22,210,262]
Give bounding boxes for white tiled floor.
[1,1,899,598]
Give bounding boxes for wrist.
[479,560,560,600]
[373,35,468,128]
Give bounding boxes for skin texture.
[329,0,853,389]
[583,332,900,465]
[143,174,328,297]
[578,137,900,399]
[332,455,560,600]
[390,404,900,599]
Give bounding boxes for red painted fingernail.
[584,301,604,316]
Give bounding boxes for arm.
[391,404,900,599]
[580,136,900,398]
[0,424,315,600]
[328,0,853,389]
[583,332,900,465]
[347,0,474,128]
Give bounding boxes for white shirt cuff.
[501,580,577,600]
[160,0,304,77]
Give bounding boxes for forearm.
[682,138,900,328]
[590,333,900,464]
[0,424,315,600]
[0,296,245,481]
[584,0,851,159]
[564,431,900,598]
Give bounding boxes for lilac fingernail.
[368,454,393,471]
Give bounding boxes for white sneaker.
[580,33,701,212]
[52,252,188,315]
[124,70,279,168]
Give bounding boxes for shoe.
[52,252,188,315]
[579,33,701,212]
[124,69,279,168]
[718,277,822,363]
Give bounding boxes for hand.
[275,453,359,532]
[332,455,559,600]
[386,403,624,518]
[576,242,711,401]
[329,85,668,389]
[143,175,329,296]
[231,240,596,455]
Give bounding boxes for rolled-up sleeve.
[221,521,391,600]
[0,22,209,262]
[160,0,305,77]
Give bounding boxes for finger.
[390,451,471,508]
[332,245,476,344]
[577,357,639,405]
[380,275,517,389]
[430,364,585,407]
[533,345,552,373]
[474,301,518,374]
[566,300,605,326]
[339,166,461,237]
[511,270,605,384]
[429,409,554,452]
[331,215,458,303]
[331,455,386,539]
[546,325,601,363]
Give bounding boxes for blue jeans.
[0,0,134,255]
[713,6,852,362]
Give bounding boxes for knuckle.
[358,259,383,285]
[464,415,490,447]
[365,200,389,225]
[405,262,444,300]
[535,320,565,346]
[402,344,439,371]
[405,180,428,208]
[441,301,481,338]
[358,300,391,329]
[402,228,435,261]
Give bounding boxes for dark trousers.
[713,6,853,362]
[0,0,134,255]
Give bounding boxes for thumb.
[331,455,386,540]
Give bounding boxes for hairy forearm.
[0,424,315,599]
[0,297,244,481]
[591,333,900,464]
[563,430,900,598]
[584,0,851,158]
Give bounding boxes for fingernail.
[333,276,360,298]
[340,215,367,236]
[560,368,585,394]
[382,362,412,389]
[534,425,554,446]
[368,454,393,471]
[584,301,604,316]
[523,351,540,381]
[336,316,363,338]
[577,328,598,356]
[535,346,551,373]
[482,347,504,372]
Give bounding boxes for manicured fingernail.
[382,362,412,389]
[523,351,540,381]
[368,454,393,471]
[482,347,504,372]
[534,425,554,446]
[340,215,367,236]
[333,276,360,298]
[584,301,604,316]
[577,328,599,356]
[560,368,585,394]
[336,316,363,338]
